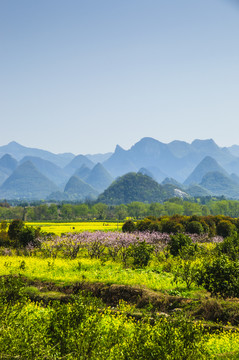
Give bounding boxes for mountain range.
[1,138,239,202]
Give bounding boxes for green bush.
[122,220,136,233]
[186,221,204,235]
[161,219,185,234]
[168,233,193,257]
[136,219,152,232]
[215,233,239,261]
[197,255,239,298]
[217,220,236,238]
[19,226,41,247]
[0,275,26,305]
[8,219,25,241]
[7,219,41,248]
[129,240,153,268]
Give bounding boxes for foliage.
[197,255,239,298]
[216,220,236,238]
[173,259,199,289]
[0,290,209,360]
[215,233,239,260]
[168,233,193,257]
[8,219,41,248]
[122,220,136,233]
[129,240,153,268]
[0,274,26,305]
[19,226,41,247]
[8,219,25,241]
[186,221,204,235]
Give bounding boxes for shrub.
[8,219,25,241]
[168,233,193,257]
[122,220,136,233]
[148,221,162,232]
[215,233,239,260]
[136,219,152,232]
[173,259,199,289]
[19,226,41,247]
[129,240,153,268]
[161,219,185,234]
[0,275,26,305]
[217,220,236,238]
[186,221,204,235]
[196,255,239,298]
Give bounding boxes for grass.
[0,255,178,291]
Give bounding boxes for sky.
[0,0,239,155]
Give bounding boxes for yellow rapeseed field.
[27,221,122,235]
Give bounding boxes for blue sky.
[0,0,239,155]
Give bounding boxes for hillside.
[0,141,74,167]
[64,155,95,176]
[184,156,228,185]
[97,172,177,205]
[200,171,239,198]
[85,163,114,193]
[20,156,68,188]
[0,161,59,200]
[64,175,99,201]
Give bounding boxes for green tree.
[127,202,148,219]
[91,203,108,220]
[8,219,25,241]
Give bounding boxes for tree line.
[1,197,239,221]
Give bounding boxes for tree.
[8,219,24,241]
[127,202,148,219]
[91,203,108,220]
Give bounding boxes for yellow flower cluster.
[206,329,239,357]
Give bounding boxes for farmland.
[1,218,239,358]
[27,221,122,235]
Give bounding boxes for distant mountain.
[103,145,138,178]
[64,155,95,176]
[0,170,9,186]
[226,145,239,158]
[161,183,189,199]
[200,171,239,198]
[161,177,183,187]
[0,141,74,167]
[86,152,113,163]
[184,156,228,185]
[74,165,91,181]
[0,154,18,185]
[20,156,68,188]
[186,184,211,197]
[103,137,235,183]
[230,173,239,185]
[1,138,239,201]
[145,166,167,183]
[85,163,114,193]
[167,140,193,158]
[64,175,98,201]
[97,172,180,205]
[191,139,234,165]
[0,161,59,200]
[0,154,18,174]
[47,191,70,202]
[223,158,239,177]
[138,168,155,180]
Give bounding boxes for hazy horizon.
[1,136,239,157]
[1,0,239,154]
